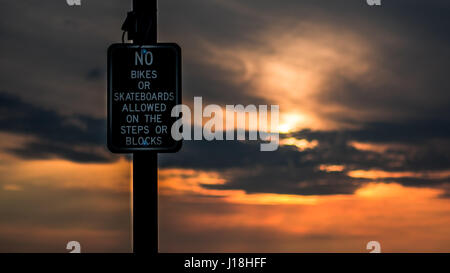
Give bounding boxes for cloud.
[2,0,449,127]
[161,118,450,196]
[0,182,131,253]
[159,0,450,131]
[0,0,129,118]
[85,67,104,81]
[0,92,116,163]
[1,90,446,197]
[159,183,450,252]
[0,156,131,253]
[1,0,450,253]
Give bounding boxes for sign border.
[107,43,182,153]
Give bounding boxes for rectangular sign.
[107,43,182,153]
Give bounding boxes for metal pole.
[132,0,158,254]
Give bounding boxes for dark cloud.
[0,0,128,117]
[1,0,450,252]
[0,92,115,163]
[85,67,104,81]
[1,0,449,196]
[182,59,269,106]
[160,118,450,196]
[203,166,365,196]
[161,0,450,125]
[296,120,450,145]
[1,0,449,119]
[2,90,445,196]
[318,39,450,124]
[295,121,450,172]
[7,141,111,163]
[159,138,367,195]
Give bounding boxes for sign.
[107,43,182,153]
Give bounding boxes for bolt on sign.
[107,44,182,153]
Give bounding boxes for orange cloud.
[159,168,319,205]
[0,153,130,193]
[319,164,345,172]
[280,137,319,151]
[158,168,450,252]
[160,179,450,252]
[0,149,132,253]
[348,169,450,180]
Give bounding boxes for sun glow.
[278,113,305,133]
[203,23,373,131]
[280,137,318,151]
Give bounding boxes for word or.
[171,97,279,151]
[66,241,81,253]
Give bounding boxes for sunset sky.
[0,0,450,252]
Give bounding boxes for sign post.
[107,0,181,254]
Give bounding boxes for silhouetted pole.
[132,0,158,254]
